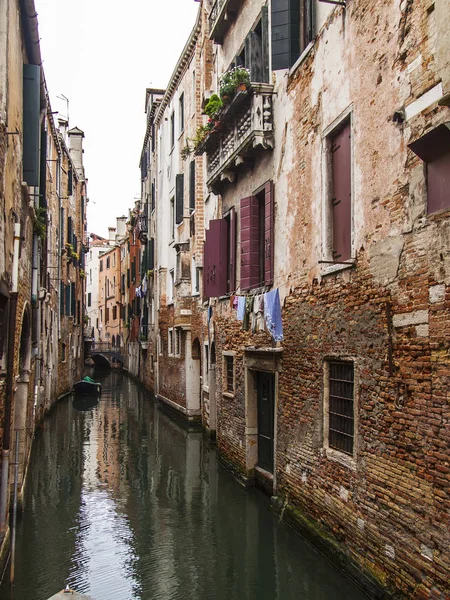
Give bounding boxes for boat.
[47,586,94,599]
[73,376,102,395]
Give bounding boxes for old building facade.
[135,0,450,597]
[0,0,87,561]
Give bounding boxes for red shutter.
[427,151,450,214]
[203,219,227,299]
[331,122,351,261]
[240,196,260,291]
[229,207,236,293]
[264,181,274,285]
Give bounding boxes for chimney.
[108,226,116,241]
[116,216,127,240]
[58,117,68,143]
[68,127,85,180]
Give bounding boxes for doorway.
[256,372,275,474]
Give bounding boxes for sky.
[35,0,200,238]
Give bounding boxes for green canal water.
[0,371,369,600]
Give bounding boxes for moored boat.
[73,376,102,395]
[47,586,94,599]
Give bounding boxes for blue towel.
[237,296,245,321]
[264,289,283,342]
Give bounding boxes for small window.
[179,93,184,133]
[113,305,117,320]
[100,260,103,272]
[326,360,355,456]
[61,342,66,363]
[408,124,450,215]
[224,354,234,393]
[106,257,110,269]
[87,293,91,307]
[168,328,174,356]
[175,328,182,357]
[170,111,175,148]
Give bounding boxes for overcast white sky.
[35,0,200,238]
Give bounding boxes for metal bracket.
[5,128,19,135]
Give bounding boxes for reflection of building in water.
[95,403,125,494]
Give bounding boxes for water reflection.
[0,371,368,600]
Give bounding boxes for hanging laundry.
[135,286,142,298]
[264,288,283,342]
[253,294,265,332]
[142,275,148,294]
[232,295,238,310]
[242,296,254,331]
[237,296,245,321]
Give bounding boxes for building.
[137,0,450,597]
[0,0,87,561]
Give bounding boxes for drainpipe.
[0,222,21,531]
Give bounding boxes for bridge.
[86,341,124,368]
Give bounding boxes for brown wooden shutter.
[264,181,274,285]
[189,160,196,211]
[427,151,450,214]
[176,173,184,224]
[240,196,260,291]
[229,208,236,293]
[331,122,351,261]
[203,219,228,299]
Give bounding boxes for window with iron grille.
[224,355,234,393]
[328,361,354,455]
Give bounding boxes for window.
[244,9,269,83]
[113,305,117,320]
[203,207,237,299]
[175,328,182,356]
[176,174,184,225]
[151,180,155,211]
[189,160,196,212]
[168,328,174,356]
[325,360,355,456]
[224,354,234,394]
[240,181,274,291]
[170,111,175,148]
[61,342,66,362]
[87,293,91,307]
[170,197,175,239]
[100,260,103,272]
[179,93,184,133]
[168,270,174,304]
[192,70,196,114]
[408,124,450,214]
[131,257,136,282]
[106,256,110,269]
[323,119,352,263]
[272,0,314,70]
[192,258,200,294]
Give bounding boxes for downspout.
[0,221,21,531]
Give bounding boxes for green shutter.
[271,0,300,70]
[22,64,41,186]
[176,173,184,224]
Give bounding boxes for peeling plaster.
[369,236,404,286]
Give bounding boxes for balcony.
[209,0,241,44]
[197,84,274,192]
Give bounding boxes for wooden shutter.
[67,216,73,244]
[203,219,228,299]
[331,122,352,261]
[151,181,155,211]
[427,151,450,214]
[189,161,196,211]
[271,0,300,70]
[39,129,47,204]
[245,31,263,83]
[240,196,260,291]
[264,181,274,285]
[60,207,65,250]
[71,282,76,316]
[65,284,71,316]
[68,166,73,195]
[229,208,236,293]
[176,173,184,224]
[149,237,155,269]
[261,5,270,84]
[22,64,41,186]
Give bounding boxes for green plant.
[147,269,154,279]
[180,142,192,161]
[192,124,210,150]
[79,269,86,279]
[83,314,89,324]
[231,66,250,88]
[204,94,223,119]
[219,70,236,101]
[33,206,47,239]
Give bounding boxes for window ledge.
[191,292,200,297]
[320,258,356,277]
[324,447,357,471]
[222,391,234,399]
[289,41,315,78]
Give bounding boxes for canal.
[0,371,368,600]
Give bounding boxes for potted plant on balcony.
[231,66,251,91]
[219,70,236,104]
[139,332,148,350]
[192,124,210,152]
